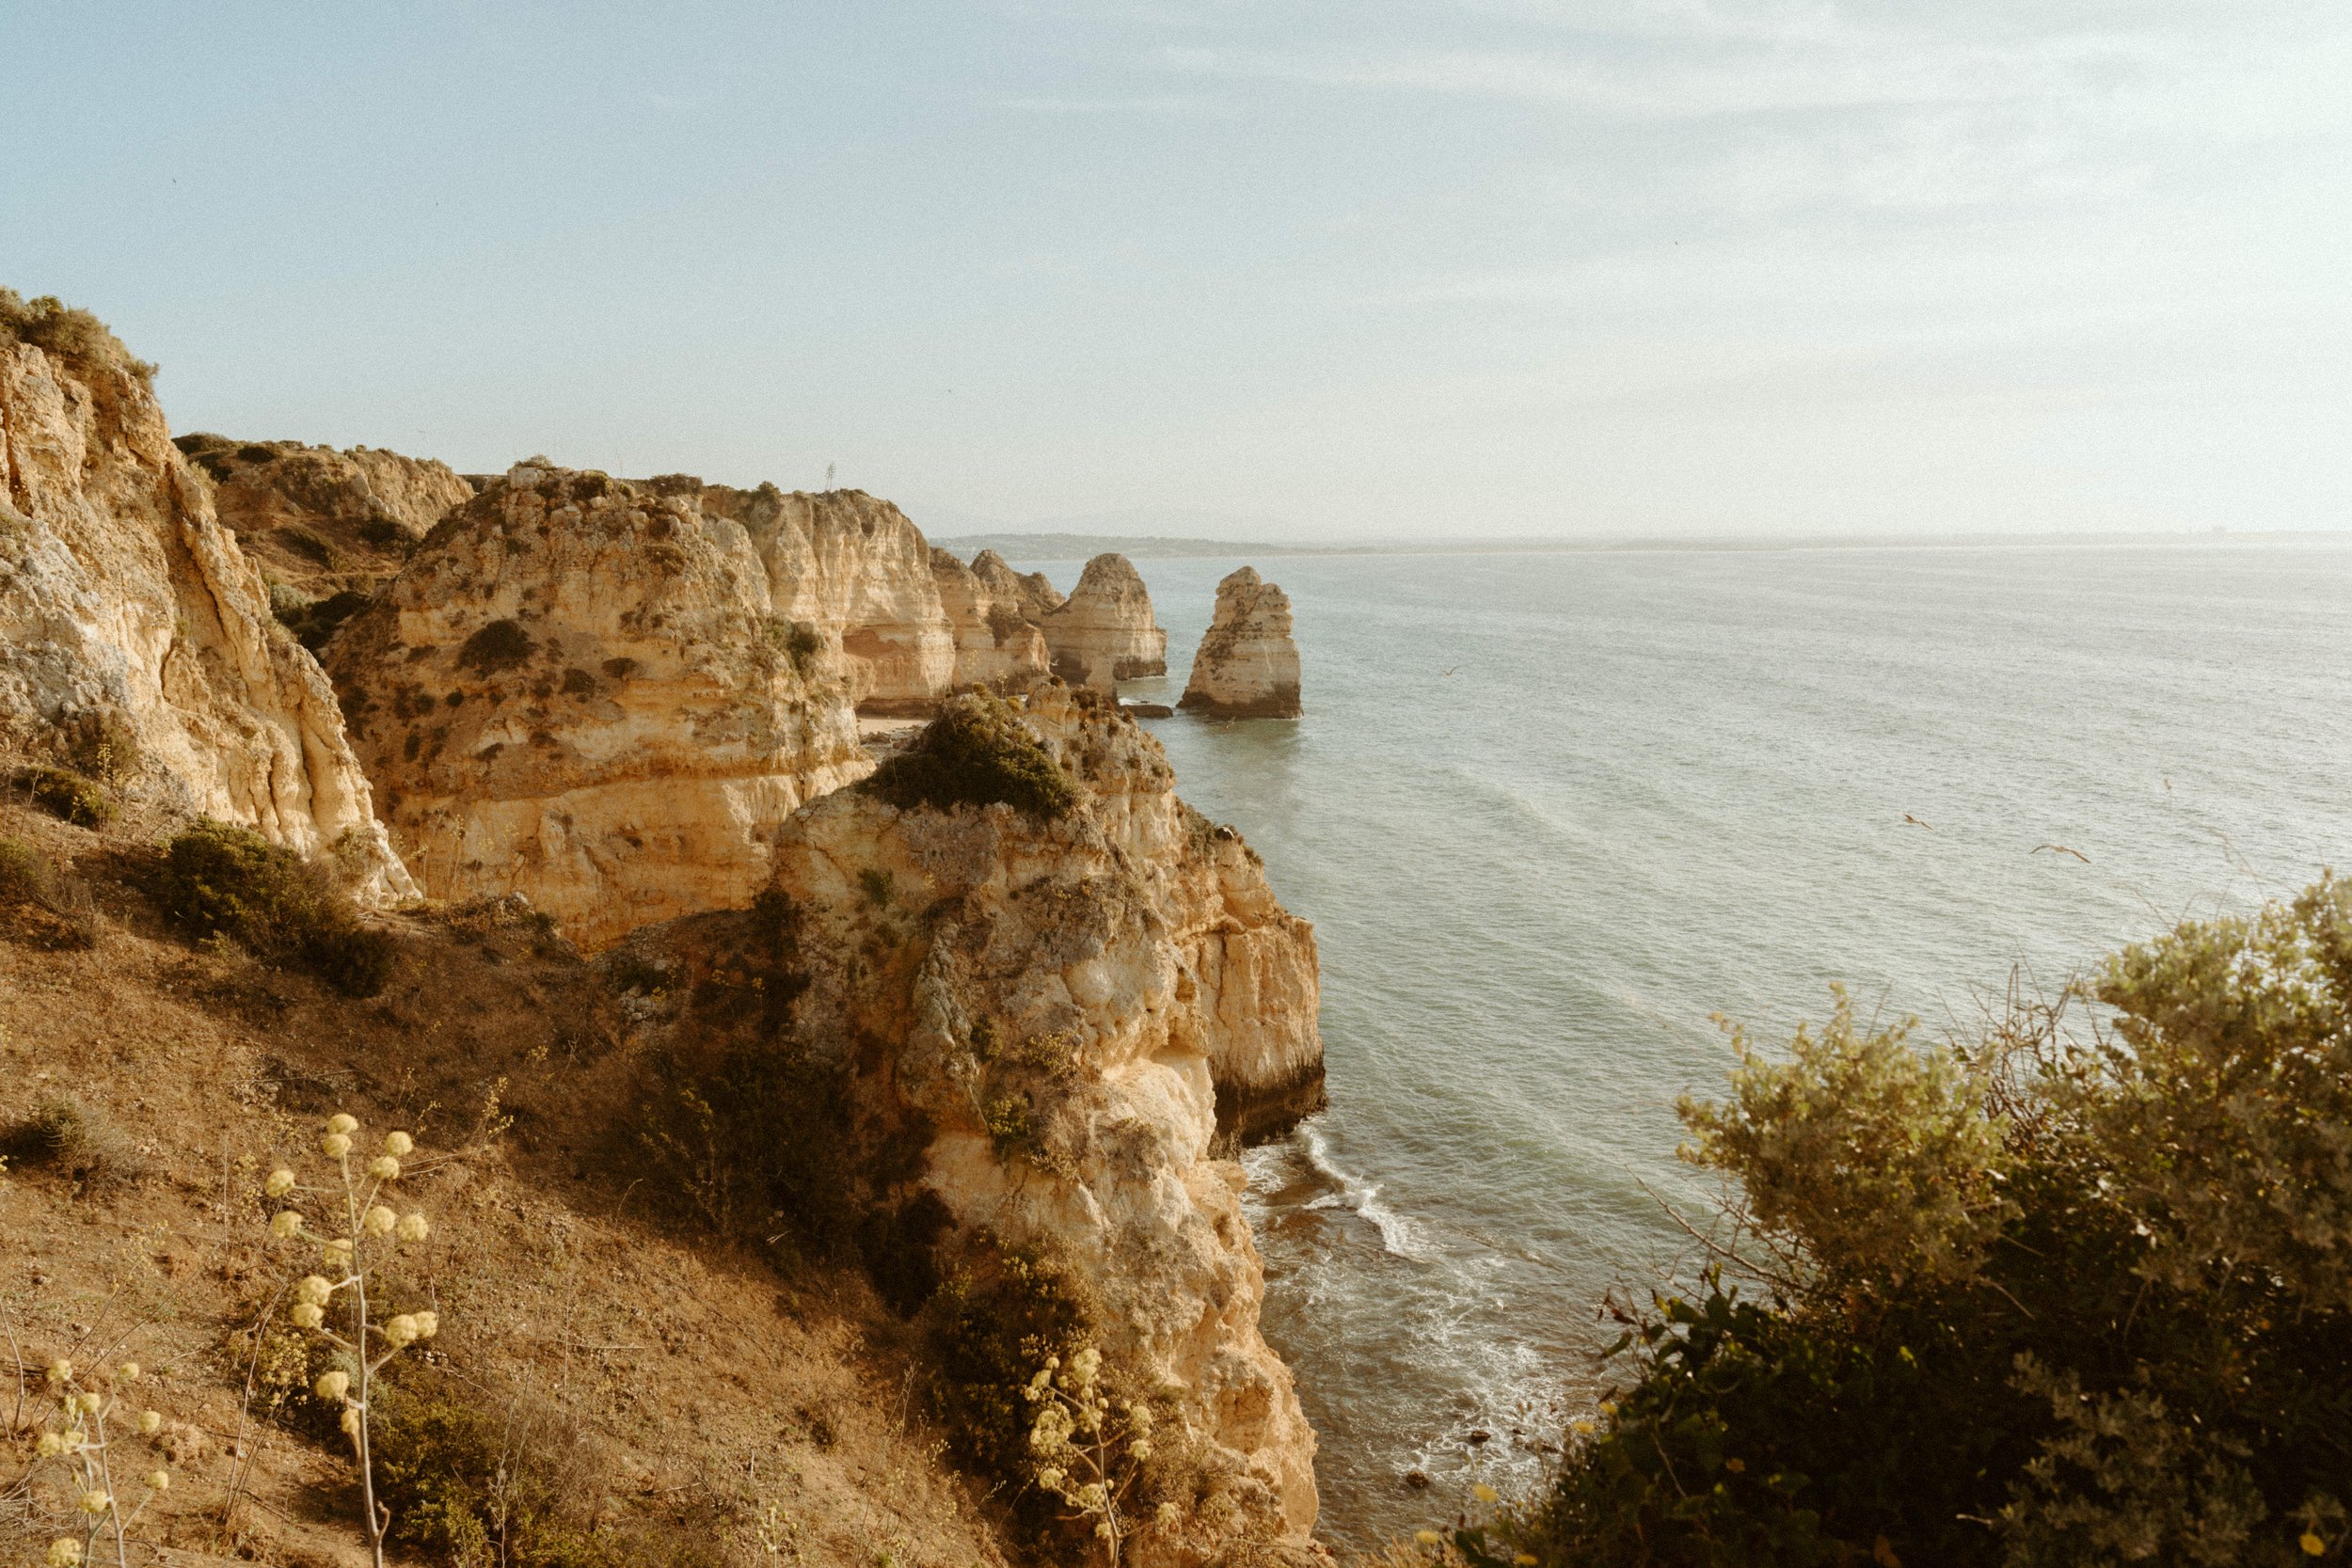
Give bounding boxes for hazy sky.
[6,2,2347,541]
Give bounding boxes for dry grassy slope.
[0,799,1017,1568]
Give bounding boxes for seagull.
[2032,844,2090,863]
[1439,666,1459,678]
[1902,814,1933,831]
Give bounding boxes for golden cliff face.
[325,464,869,948]
[0,315,413,902]
[701,483,961,714]
[743,689,1324,1554]
[930,546,1053,692]
[1180,566,1304,721]
[1042,552,1168,693]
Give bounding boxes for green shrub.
[863,693,1076,820]
[1513,877,2352,1568]
[14,765,113,827]
[931,1238,1096,1498]
[152,819,395,996]
[373,1366,626,1568]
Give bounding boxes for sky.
[4,1,2347,543]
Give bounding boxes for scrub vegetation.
[1421,876,2352,1568]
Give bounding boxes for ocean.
[1015,540,2352,1551]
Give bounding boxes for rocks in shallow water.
[1122,701,1174,719]
[1180,565,1302,719]
[1041,552,1167,693]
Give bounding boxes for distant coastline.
[934,527,2348,562]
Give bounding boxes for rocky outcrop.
[700,483,958,714]
[325,462,868,948]
[181,434,474,546]
[972,547,1064,624]
[1180,567,1302,720]
[630,687,1324,1557]
[930,546,1052,692]
[0,293,414,901]
[1041,553,1168,694]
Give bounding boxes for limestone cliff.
[1042,552,1168,694]
[0,292,413,901]
[972,546,1065,623]
[930,546,1051,692]
[1179,566,1303,721]
[700,483,959,714]
[176,433,474,599]
[628,687,1325,1557]
[325,463,868,948]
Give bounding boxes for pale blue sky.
[6,2,2346,541]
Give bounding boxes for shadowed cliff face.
[176,434,475,602]
[326,462,869,947]
[1181,566,1303,721]
[0,301,413,902]
[622,685,1326,1559]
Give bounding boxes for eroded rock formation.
[0,295,414,901]
[929,546,1051,692]
[972,546,1065,623]
[326,462,868,947]
[623,688,1324,1558]
[1180,566,1303,720]
[700,483,959,714]
[1041,552,1168,694]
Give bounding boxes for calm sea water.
[1016,541,2352,1551]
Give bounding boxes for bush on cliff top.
[1479,876,2352,1568]
[151,819,395,996]
[0,287,155,384]
[863,692,1076,820]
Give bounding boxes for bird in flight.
[1902,814,1933,831]
[2032,844,2090,863]
[1440,666,1459,678]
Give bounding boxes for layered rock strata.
[699,483,959,714]
[1180,566,1303,720]
[625,686,1324,1558]
[1041,552,1168,694]
[326,463,868,947]
[929,546,1051,691]
[0,297,414,901]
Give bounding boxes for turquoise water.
[1019,542,2352,1551]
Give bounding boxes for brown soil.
[0,798,1016,1568]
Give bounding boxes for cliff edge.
[326,463,869,948]
[0,291,412,901]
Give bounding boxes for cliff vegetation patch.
[14,765,115,828]
[150,819,396,996]
[1456,875,2352,1568]
[0,287,156,383]
[863,692,1076,820]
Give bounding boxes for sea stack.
[1041,552,1168,694]
[1180,566,1302,719]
